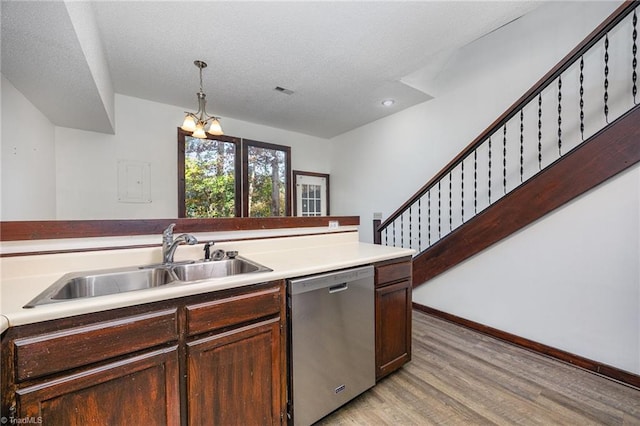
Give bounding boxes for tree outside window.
[243,140,290,217]
[178,130,290,218]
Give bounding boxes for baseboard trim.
[413,303,640,390]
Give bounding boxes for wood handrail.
[379,0,638,232]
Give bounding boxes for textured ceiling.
[1,0,541,139]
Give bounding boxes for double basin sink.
[24,257,272,308]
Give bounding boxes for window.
[243,139,291,217]
[177,130,290,218]
[293,171,329,216]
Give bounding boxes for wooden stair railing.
[375,1,640,285]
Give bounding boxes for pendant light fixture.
[180,60,224,138]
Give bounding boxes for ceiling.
[1,0,542,139]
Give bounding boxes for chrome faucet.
[162,223,197,264]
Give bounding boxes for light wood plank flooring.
[316,310,640,425]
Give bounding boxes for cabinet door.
[15,346,180,425]
[187,317,283,426]
[375,279,412,380]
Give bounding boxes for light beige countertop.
[1,232,413,333]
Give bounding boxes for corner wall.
[1,75,56,220]
[329,1,622,243]
[329,1,639,375]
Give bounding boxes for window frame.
[177,128,242,218]
[242,139,292,217]
[178,129,291,218]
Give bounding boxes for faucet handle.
[163,223,176,238]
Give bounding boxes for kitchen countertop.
[1,234,413,333]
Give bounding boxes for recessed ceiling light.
[381,99,395,107]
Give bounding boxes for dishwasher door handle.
[328,283,348,293]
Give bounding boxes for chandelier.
[180,60,223,138]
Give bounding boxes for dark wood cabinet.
[187,318,282,425]
[1,280,286,425]
[16,346,181,425]
[375,258,412,380]
[185,283,285,425]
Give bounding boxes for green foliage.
[247,146,286,217]
[183,137,288,218]
[247,174,286,217]
[185,138,236,218]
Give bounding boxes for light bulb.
[207,119,224,136]
[192,122,207,139]
[181,114,197,132]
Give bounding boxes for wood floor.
[316,310,640,425]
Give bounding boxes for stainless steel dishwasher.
[287,265,375,426]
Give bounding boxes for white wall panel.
[414,165,640,374]
[1,75,56,220]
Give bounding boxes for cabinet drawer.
[14,309,178,381]
[376,261,411,286]
[186,283,281,336]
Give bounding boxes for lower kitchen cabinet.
[185,282,285,425]
[1,280,286,425]
[16,346,180,425]
[375,258,412,380]
[187,318,282,425]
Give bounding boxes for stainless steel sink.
[23,257,271,308]
[24,266,178,308]
[51,268,176,300]
[172,258,272,282]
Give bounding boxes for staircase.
[376,1,640,287]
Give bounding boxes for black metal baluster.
[409,205,412,250]
[474,150,478,214]
[438,181,442,239]
[448,172,452,231]
[392,221,396,247]
[558,75,562,156]
[604,33,610,123]
[503,124,507,194]
[520,109,524,182]
[488,137,492,204]
[427,190,431,246]
[418,198,421,252]
[538,93,542,170]
[461,161,465,223]
[633,9,638,104]
[400,213,404,248]
[384,228,387,246]
[580,56,585,140]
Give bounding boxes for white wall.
[330,1,623,243]
[416,165,640,374]
[330,0,640,375]
[2,91,331,220]
[1,75,57,220]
